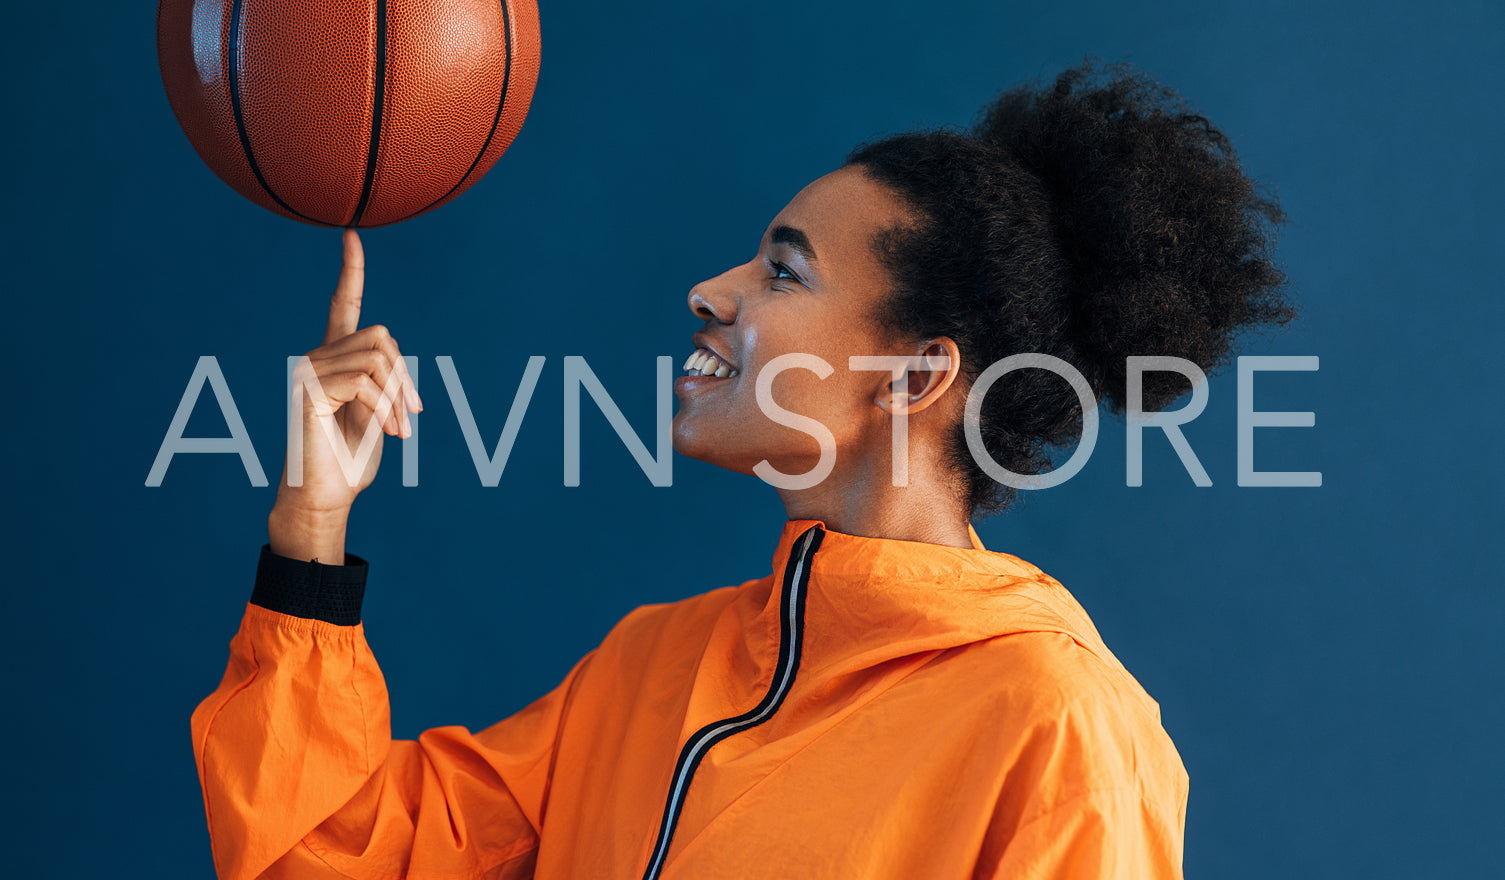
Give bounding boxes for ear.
[874,338,962,416]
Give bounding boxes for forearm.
[192,597,385,880]
[194,546,555,880]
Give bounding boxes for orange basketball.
[156,0,540,228]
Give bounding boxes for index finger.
[323,228,365,345]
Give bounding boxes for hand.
[268,229,423,563]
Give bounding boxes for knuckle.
[362,349,385,370]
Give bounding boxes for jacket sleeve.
[981,788,1187,879]
[190,547,592,880]
[973,634,1189,879]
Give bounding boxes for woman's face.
[672,165,921,482]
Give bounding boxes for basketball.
[156,0,540,228]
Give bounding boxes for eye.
[769,260,797,282]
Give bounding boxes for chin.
[671,416,713,463]
[672,422,723,467]
[672,419,760,476]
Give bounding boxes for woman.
[193,61,1292,879]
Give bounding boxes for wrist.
[268,503,350,565]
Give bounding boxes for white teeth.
[682,347,737,377]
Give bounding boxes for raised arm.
[192,233,578,880]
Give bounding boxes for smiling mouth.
[682,347,739,378]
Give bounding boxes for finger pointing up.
[324,228,365,345]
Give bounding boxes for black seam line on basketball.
[227,0,326,225]
[348,0,388,227]
[391,0,513,224]
[639,525,825,880]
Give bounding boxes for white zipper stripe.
[642,527,819,879]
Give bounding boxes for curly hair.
[845,59,1294,515]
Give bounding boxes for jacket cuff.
[250,544,369,625]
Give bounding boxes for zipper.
[640,524,825,880]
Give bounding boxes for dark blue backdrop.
[4,1,1501,877]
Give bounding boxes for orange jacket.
[192,520,1188,879]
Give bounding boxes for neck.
[776,441,973,548]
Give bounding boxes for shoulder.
[954,624,1189,823]
[957,628,1191,876]
[902,564,1188,809]
[965,567,1167,726]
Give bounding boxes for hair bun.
[844,59,1294,513]
[974,59,1292,413]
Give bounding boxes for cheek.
[762,365,878,443]
[746,326,889,435]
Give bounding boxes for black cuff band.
[250,544,370,625]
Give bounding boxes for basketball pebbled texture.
[157,0,540,228]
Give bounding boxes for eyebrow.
[771,225,818,262]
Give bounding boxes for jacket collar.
[765,519,1127,684]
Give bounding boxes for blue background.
[3,1,1501,877]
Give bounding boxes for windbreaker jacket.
[192,520,1189,879]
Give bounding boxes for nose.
[686,267,739,325]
